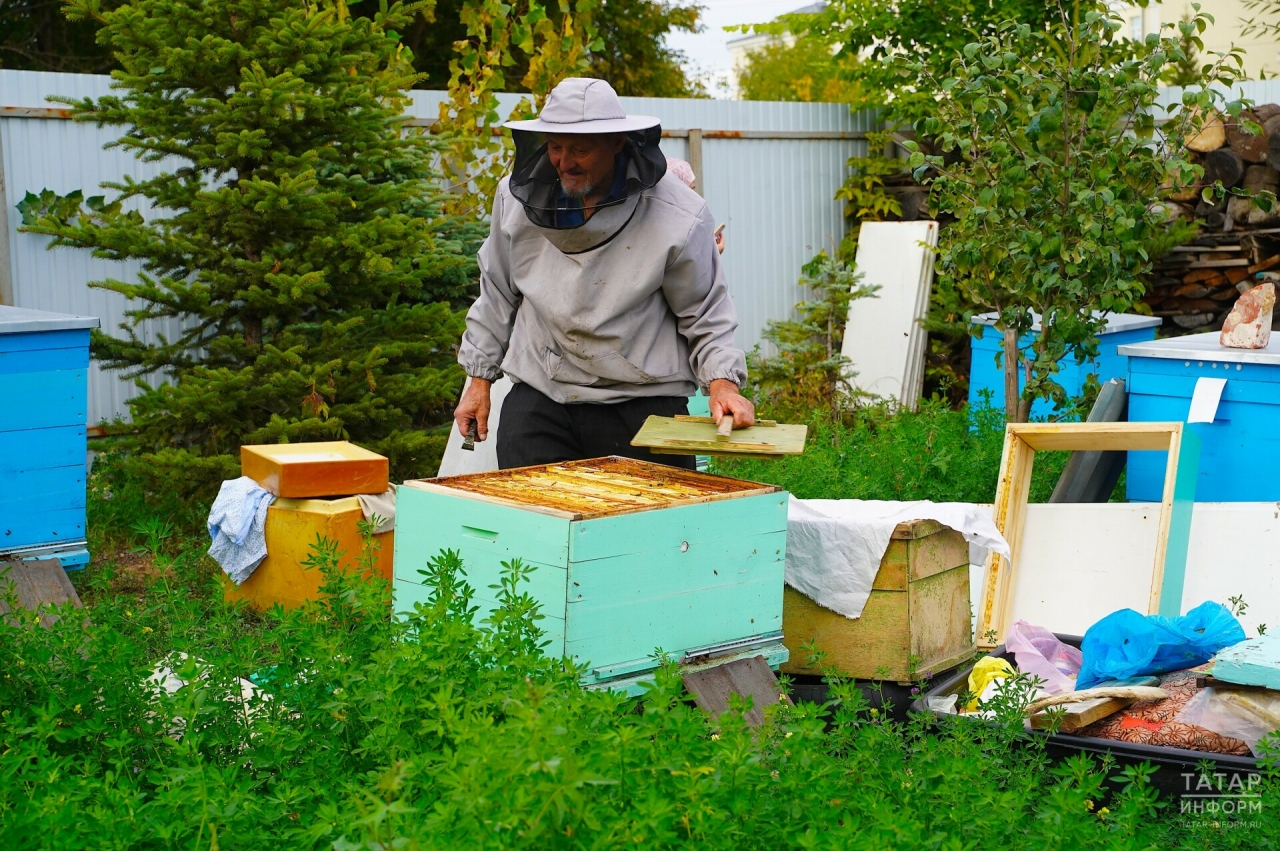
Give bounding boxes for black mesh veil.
[508,125,667,231]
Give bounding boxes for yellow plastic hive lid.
[407,456,779,520]
[241,441,389,498]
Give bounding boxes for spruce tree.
[21,0,484,495]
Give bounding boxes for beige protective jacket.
[457,172,748,404]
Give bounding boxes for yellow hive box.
[241,441,388,498]
[224,496,393,611]
[781,519,974,682]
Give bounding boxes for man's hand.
[454,377,493,441]
[708,378,755,430]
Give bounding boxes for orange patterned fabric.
[1076,671,1250,756]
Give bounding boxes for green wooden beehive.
[393,457,788,686]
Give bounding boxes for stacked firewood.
[1146,104,1280,331]
[1144,233,1280,330]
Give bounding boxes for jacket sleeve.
[662,206,748,389]
[457,186,520,381]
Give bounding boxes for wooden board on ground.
[1028,676,1160,731]
[682,655,792,726]
[840,220,939,410]
[632,415,807,459]
[976,422,1199,649]
[0,559,82,628]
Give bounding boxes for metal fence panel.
[3,70,872,424]
[1,70,186,426]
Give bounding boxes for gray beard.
[562,181,595,200]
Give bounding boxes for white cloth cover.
[785,497,1010,620]
[356,488,397,534]
[207,476,276,585]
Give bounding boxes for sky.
[663,0,813,97]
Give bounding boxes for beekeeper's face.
[546,133,626,199]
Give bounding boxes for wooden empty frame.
[976,422,1200,649]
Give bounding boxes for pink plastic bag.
[1005,620,1083,695]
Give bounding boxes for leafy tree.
[590,0,703,97]
[746,255,877,421]
[908,3,1248,421]
[765,0,1057,121]
[1162,11,1206,87]
[19,0,485,494]
[736,34,862,103]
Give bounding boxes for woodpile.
[1147,104,1280,333]
[1144,233,1280,331]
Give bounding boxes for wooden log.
[1243,164,1280,194]
[1267,131,1280,171]
[1187,110,1227,153]
[1227,266,1252,284]
[1204,147,1246,187]
[1258,104,1280,122]
[1227,194,1253,227]
[1227,109,1269,162]
[1249,253,1280,274]
[1185,267,1227,283]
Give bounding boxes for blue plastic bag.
[1076,601,1246,689]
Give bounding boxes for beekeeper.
[454,77,753,470]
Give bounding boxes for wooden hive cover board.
[241,441,388,498]
[410,456,779,520]
[630,415,807,459]
[0,560,82,629]
[841,221,939,409]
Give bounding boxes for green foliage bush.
[7,535,1270,849]
[716,401,1071,504]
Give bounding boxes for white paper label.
[1188,376,1227,423]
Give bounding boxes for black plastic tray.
[909,634,1261,798]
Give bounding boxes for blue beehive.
[0,306,99,570]
[968,312,1161,418]
[1119,331,1280,502]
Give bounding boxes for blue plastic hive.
[968,312,1161,419]
[1120,331,1280,502]
[0,306,99,569]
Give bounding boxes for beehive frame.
[976,422,1199,649]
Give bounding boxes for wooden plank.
[1012,422,1180,452]
[632,416,807,457]
[674,415,777,427]
[393,485,573,571]
[682,656,793,727]
[1209,633,1280,690]
[0,328,89,355]
[0,370,87,431]
[0,426,86,473]
[0,507,86,550]
[0,560,82,629]
[1030,697,1133,731]
[566,554,783,671]
[1154,426,1198,616]
[0,465,86,514]
[840,221,939,409]
[0,345,89,375]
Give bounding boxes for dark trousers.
[497,382,695,470]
